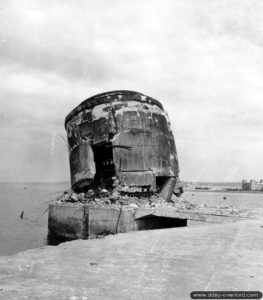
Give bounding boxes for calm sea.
[0,182,69,256]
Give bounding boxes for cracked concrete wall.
[65,90,179,193]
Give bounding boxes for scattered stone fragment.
[70,193,78,201]
[128,203,138,209]
[86,190,95,197]
[100,189,109,195]
[109,191,119,202]
[112,178,119,187]
[121,186,129,192]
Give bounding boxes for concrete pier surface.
[0,220,263,299]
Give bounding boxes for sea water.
[0,182,69,256]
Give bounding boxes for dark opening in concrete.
[93,142,116,190]
[135,216,187,230]
[156,176,170,192]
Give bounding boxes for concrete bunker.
[65,90,180,200]
[48,90,184,241]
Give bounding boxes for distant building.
[242,179,263,191]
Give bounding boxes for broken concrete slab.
[160,177,176,201]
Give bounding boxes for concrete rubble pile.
[55,188,263,219]
[55,186,179,211]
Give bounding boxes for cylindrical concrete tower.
[65,90,180,201]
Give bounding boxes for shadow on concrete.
[135,216,187,230]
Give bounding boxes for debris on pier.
[55,188,263,220]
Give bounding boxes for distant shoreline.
[187,189,263,194]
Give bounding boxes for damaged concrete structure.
[65,90,179,200]
[48,90,184,240]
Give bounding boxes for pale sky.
[1,0,263,182]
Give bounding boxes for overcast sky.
[1,0,263,182]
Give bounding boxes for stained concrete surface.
[0,220,263,299]
[65,90,179,196]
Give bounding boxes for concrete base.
[48,203,88,240]
[48,203,187,240]
[48,203,250,240]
